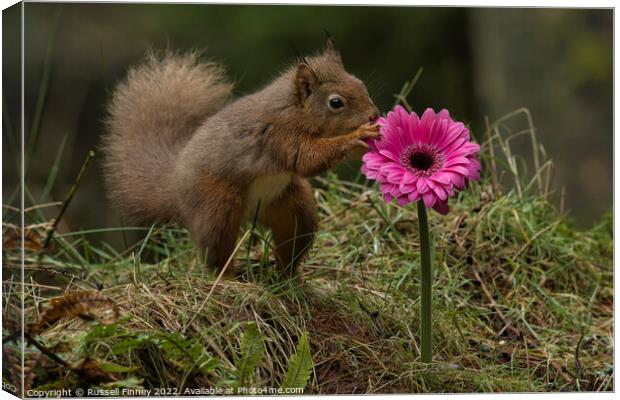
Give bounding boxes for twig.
[482,116,501,195]
[366,195,393,228]
[494,126,523,200]
[392,68,423,111]
[514,220,560,259]
[246,199,261,265]
[490,107,543,194]
[183,230,251,332]
[23,333,108,384]
[24,202,63,213]
[470,261,516,336]
[551,357,573,384]
[40,150,95,253]
[321,194,370,223]
[574,335,584,380]
[24,333,72,371]
[25,5,63,173]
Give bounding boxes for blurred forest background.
[2,4,612,247]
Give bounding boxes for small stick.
[24,333,72,370]
[483,116,500,193]
[246,199,261,264]
[392,67,423,111]
[40,150,95,253]
[183,230,251,332]
[23,333,104,384]
[470,261,515,336]
[574,335,584,380]
[366,195,393,228]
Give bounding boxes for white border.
[0,2,614,400]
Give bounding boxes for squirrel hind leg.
[193,208,242,278]
[182,176,243,278]
[260,177,318,281]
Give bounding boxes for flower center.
[401,144,444,177]
[410,152,434,171]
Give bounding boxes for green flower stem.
[417,200,432,363]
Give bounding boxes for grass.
[2,64,613,394]
[3,154,613,394]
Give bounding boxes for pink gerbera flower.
[361,106,481,214]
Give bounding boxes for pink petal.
[360,165,377,179]
[433,200,449,215]
[468,158,482,172]
[448,147,479,158]
[422,192,437,208]
[445,165,470,176]
[416,178,430,194]
[459,126,471,141]
[399,181,416,194]
[362,154,388,170]
[397,196,411,206]
[394,105,408,115]
[446,172,465,189]
[394,126,411,150]
[363,169,379,179]
[401,171,417,185]
[436,109,451,121]
[419,109,436,142]
[386,109,401,129]
[426,178,437,190]
[422,119,435,143]
[396,106,411,133]
[382,137,404,155]
[462,142,480,155]
[468,171,481,181]
[420,108,436,128]
[386,169,405,184]
[434,122,465,149]
[430,173,451,186]
[408,190,422,202]
[432,184,448,201]
[391,126,409,150]
[382,182,402,197]
[362,152,385,163]
[379,149,400,162]
[398,172,418,194]
[443,137,468,156]
[444,156,471,168]
[407,112,421,142]
[379,163,406,177]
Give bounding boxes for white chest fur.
[243,173,292,220]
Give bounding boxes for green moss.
[8,167,611,394]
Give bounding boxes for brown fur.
[102,39,379,279]
[259,176,318,277]
[102,50,233,223]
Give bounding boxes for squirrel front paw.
[349,122,381,150]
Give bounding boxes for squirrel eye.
[328,96,345,110]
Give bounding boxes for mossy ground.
[3,166,613,394]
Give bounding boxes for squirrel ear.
[324,30,342,63]
[295,61,318,102]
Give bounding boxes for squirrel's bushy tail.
[102,50,232,224]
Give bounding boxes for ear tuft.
[296,53,310,66]
[295,61,318,103]
[324,31,342,63]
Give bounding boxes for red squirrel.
[102,37,380,279]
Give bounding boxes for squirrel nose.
[369,112,379,123]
